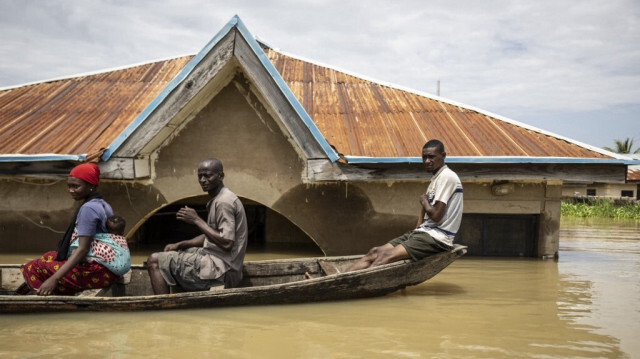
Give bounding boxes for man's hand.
[176,206,200,225]
[164,242,180,252]
[419,194,446,223]
[420,194,430,207]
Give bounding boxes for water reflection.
[0,218,638,358]
[558,217,640,358]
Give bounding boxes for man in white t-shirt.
[347,139,463,271]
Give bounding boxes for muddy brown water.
[1,217,638,358]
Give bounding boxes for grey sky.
[1,0,638,150]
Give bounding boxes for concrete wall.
[0,178,73,252]
[0,178,167,252]
[563,185,587,197]
[0,82,561,258]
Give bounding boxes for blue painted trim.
[101,15,339,162]
[344,156,640,165]
[233,18,339,162]
[0,154,86,162]
[344,156,418,164]
[101,16,240,161]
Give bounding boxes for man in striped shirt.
[348,139,463,271]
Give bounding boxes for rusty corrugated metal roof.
[265,49,611,159]
[0,56,192,159]
[0,44,614,162]
[628,168,640,182]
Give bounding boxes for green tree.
[604,138,640,154]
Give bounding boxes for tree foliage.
[603,138,640,154]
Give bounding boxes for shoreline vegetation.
[561,198,640,220]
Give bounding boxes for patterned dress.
[20,250,115,295]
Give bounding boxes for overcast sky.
[1,0,638,150]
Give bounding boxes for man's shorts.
[388,229,453,261]
[157,247,223,291]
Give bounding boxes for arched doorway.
[129,195,323,256]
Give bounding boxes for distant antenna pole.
[437,80,440,96]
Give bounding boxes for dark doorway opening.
[456,214,539,257]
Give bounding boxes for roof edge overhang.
[344,156,640,165]
[0,155,86,178]
[0,154,87,162]
[307,157,631,184]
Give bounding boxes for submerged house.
[629,161,640,200]
[562,155,640,200]
[0,16,634,258]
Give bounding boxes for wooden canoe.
[0,245,466,313]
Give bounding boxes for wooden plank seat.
[318,260,341,276]
[76,269,132,297]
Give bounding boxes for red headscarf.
[69,163,100,185]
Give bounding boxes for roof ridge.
[0,54,196,91]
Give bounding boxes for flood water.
[1,217,638,358]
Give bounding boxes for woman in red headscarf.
[19,163,127,296]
